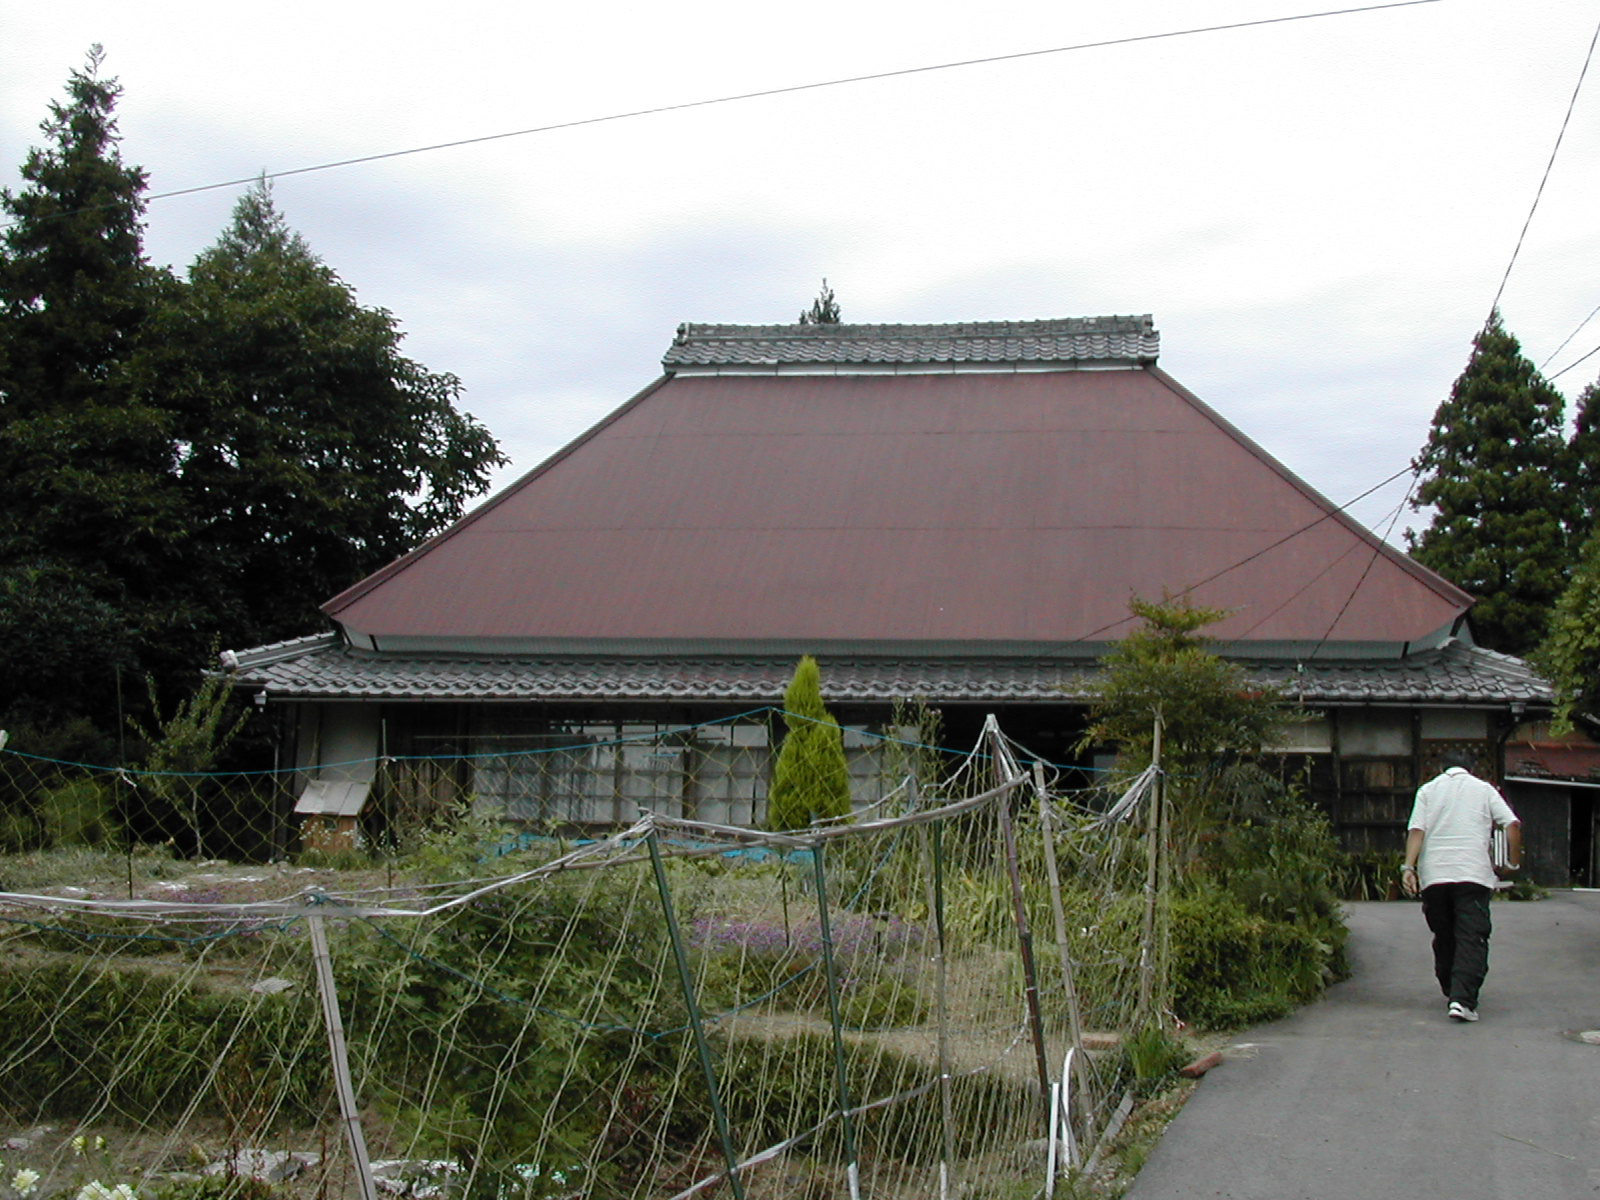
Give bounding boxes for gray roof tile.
[233,640,1549,709]
[664,316,1159,370]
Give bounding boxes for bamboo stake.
[1034,759,1092,1154]
[811,843,862,1200]
[1136,715,1164,1025]
[919,803,956,1200]
[983,716,1052,1123]
[646,832,747,1200]
[307,907,377,1200]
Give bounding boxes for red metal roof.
[326,362,1471,650]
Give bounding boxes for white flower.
[75,1181,135,1200]
[13,1168,41,1197]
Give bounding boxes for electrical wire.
[1485,9,1600,323]
[1057,460,1418,645]
[1538,302,1600,371]
[1303,467,1419,660]
[1548,339,1600,385]
[2,1,1441,229]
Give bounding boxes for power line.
[1486,9,1600,324]
[1304,467,1418,660]
[2,1,1441,229]
[1548,339,1600,385]
[1060,461,1419,645]
[1538,302,1600,371]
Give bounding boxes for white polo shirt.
[1407,767,1519,890]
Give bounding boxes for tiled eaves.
[664,317,1159,370]
[233,641,1551,709]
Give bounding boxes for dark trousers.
[1421,882,1493,1009]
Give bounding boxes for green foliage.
[127,653,250,854]
[1193,763,1345,931]
[0,718,123,852]
[798,277,842,324]
[1408,312,1576,656]
[1534,521,1600,731]
[1081,600,1347,1030]
[710,1031,1034,1165]
[1568,380,1600,539]
[1169,884,1338,1029]
[0,49,185,731]
[39,776,121,847]
[330,845,692,1173]
[149,1178,279,1200]
[1082,596,1284,782]
[139,179,506,649]
[1120,1026,1187,1093]
[0,62,505,739]
[0,957,325,1122]
[0,563,138,728]
[767,657,851,830]
[131,656,250,776]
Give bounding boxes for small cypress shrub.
[767,656,851,831]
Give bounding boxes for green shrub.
[768,657,851,831]
[839,974,927,1028]
[0,956,325,1124]
[1120,1025,1188,1095]
[706,1030,1036,1165]
[1169,886,1336,1029]
[40,776,122,847]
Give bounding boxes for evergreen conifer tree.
[767,656,851,831]
[1407,312,1575,656]
[0,47,179,727]
[798,278,841,325]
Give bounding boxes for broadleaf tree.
[1407,312,1575,657]
[136,178,508,650]
[1534,523,1600,732]
[1082,595,1284,786]
[1568,379,1600,540]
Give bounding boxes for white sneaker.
[1448,1001,1479,1023]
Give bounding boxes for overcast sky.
[5,1,1599,544]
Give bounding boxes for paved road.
[1124,891,1600,1199]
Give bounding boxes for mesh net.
[0,717,1162,1200]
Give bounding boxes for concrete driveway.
[1124,891,1600,1199]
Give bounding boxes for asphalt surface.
[1123,891,1600,1200]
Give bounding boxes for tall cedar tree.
[0,48,183,729]
[137,180,507,649]
[1407,312,1575,657]
[798,278,841,325]
[767,656,851,831]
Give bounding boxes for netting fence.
[0,716,1168,1200]
[0,710,993,866]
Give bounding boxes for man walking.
[1401,749,1521,1022]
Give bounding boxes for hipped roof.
[324,318,1471,655]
